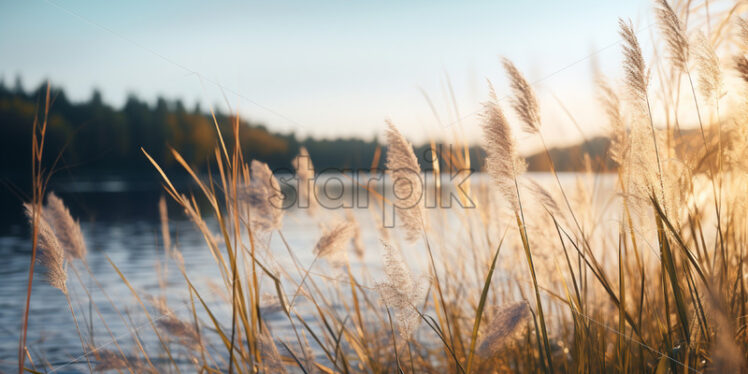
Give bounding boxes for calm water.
[0,173,613,372]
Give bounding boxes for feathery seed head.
[44,192,87,260]
[158,314,202,350]
[314,220,355,265]
[94,350,128,371]
[293,146,317,215]
[151,298,201,349]
[385,121,425,242]
[619,18,649,103]
[594,73,627,165]
[693,32,723,102]
[243,160,285,232]
[477,301,532,357]
[734,56,748,84]
[501,58,541,134]
[481,81,523,212]
[527,179,563,220]
[737,17,748,50]
[376,240,429,338]
[346,210,366,258]
[158,195,170,254]
[24,202,67,294]
[257,328,288,373]
[655,0,689,72]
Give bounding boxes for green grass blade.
[466,230,507,373]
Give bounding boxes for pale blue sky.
[0,1,653,147]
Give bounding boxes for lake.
[0,172,616,372]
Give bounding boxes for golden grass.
[16,1,748,372]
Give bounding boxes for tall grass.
[15,1,748,372]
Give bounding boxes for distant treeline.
[0,81,387,176]
[0,81,614,182]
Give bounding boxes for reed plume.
[527,179,563,220]
[619,18,649,103]
[346,210,365,258]
[594,70,627,165]
[481,81,524,212]
[24,203,67,294]
[94,350,157,373]
[693,32,723,103]
[244,160,284,232]
[502,57,541,134]
[150,296,202,350]
[313,220,355,264]
[22,3,748,372]
[708,298,748,372]
[257,327,287,374]
[158,314,202,350]
[385,121,425,242]
[93,350,132,371]
[158,196,171,254]
[738,17,748,49]
[477,302,531,357]
[734,55,748,84]
[627,120,666,211]
[376,240,428,338]
[655,0,689,72]
[293,146,317,215]
[43,192,87,261]
[619,17,673,219]
[260,293,283,315]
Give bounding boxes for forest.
[0,79,612,185]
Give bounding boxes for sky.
[0,0,654,151]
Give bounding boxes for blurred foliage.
[0,80,610,182]
[0,80,385,178]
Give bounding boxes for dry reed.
[293,146,317,215]
[656,0,690,73]
[244,160,284,232]
[501,58,541,134]
[23,203,67,294]
[476,301,531,358]
[385,120,425,242]
[375,240,428,338]
[693,32,724,103]
[619,18,649,104]
[43,192,87,261]
[16,2,748,373]
[313,220,355,264]
[481,82,524,213]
